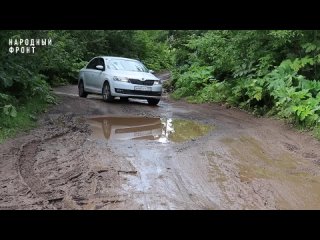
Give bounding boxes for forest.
[1,30,320,142]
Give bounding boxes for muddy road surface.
[1,84,320,209]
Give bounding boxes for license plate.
[134,86,151,91]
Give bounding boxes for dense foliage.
[170,30,320,137]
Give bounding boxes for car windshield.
[108,59,149,72]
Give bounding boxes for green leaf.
[254,91,262,101]
[302,43,317,53]
[3,105,17,118]
[10,107,17,117]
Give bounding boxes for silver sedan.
[78,56,162,105]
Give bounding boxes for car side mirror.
[96,65,104,70]
[149,69,154,74]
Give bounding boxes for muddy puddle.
[221,135,320,209]
[87,116,213,143]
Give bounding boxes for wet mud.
[1,84,320,209]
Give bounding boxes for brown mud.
[1,83,320,209]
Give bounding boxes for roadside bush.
[171,30,320,134]
[171,64,214,99]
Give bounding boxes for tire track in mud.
[11,114,97,209]
[17,131,71,208]
[14,120,128,209]
[18,115,142,209]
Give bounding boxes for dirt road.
[1,83,320,209]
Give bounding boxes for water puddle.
[164,119,213,143]
[221,135,320,209]
[87,116,213,143]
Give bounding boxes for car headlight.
[113,76,129,82]
[153,80,162,85]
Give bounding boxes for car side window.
[86,58,98,69]
[98,58,105,70]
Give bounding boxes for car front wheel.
[102,82,114,102]
[147,98,160,105]
[79,81,88,98]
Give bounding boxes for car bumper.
[110,81,162,99]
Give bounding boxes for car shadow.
[88,96,160,107]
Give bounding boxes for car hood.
[109,70,159,80]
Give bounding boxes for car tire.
[102,82,114,102]
[147,98,160,106]
[78,81,88,98]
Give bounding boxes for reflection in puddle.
[87,116,213,143]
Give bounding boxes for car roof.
[100,56,140,62]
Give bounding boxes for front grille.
[129,79,154,86]
[115,89,162,96]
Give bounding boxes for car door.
[91,57,106,92]
[84,58,99,91]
